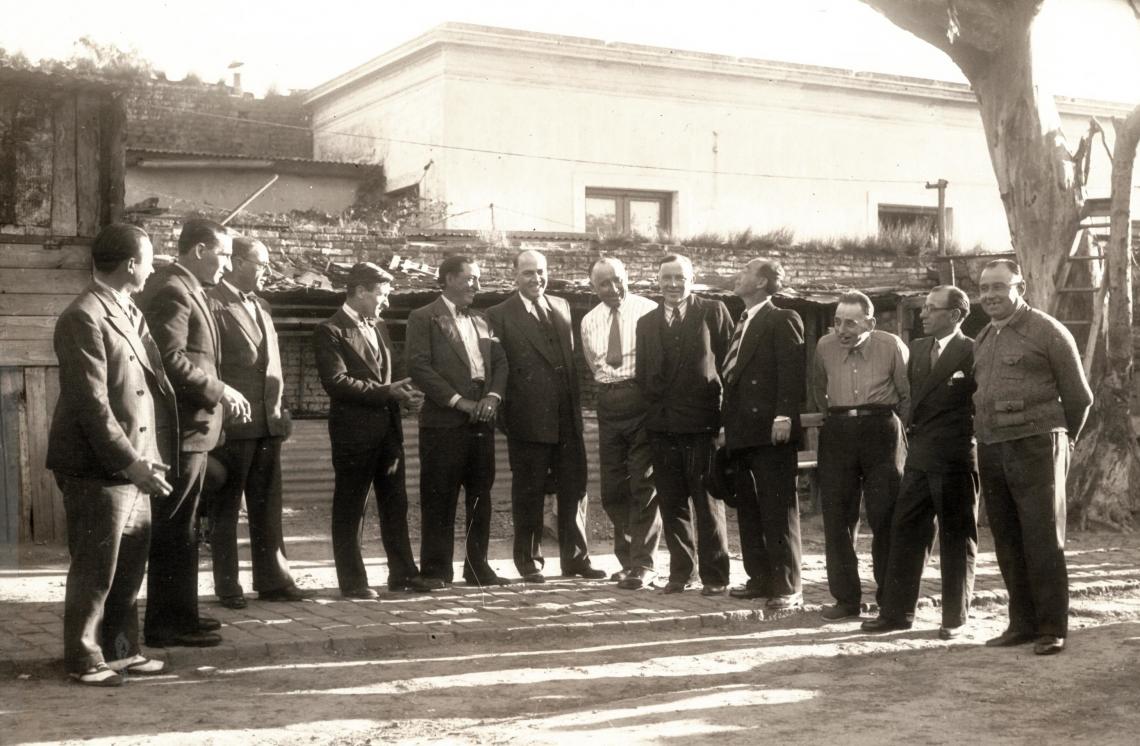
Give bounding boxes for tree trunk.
[1069,106,1140,529]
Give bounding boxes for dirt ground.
[5,590,1140,745]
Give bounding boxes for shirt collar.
[441,294,461,318]
[935,330,956,351]
[93,277,133,313]
[342,304,369,326]
[665,296,689,317]
[991,299,1027,330]
[742,297,772,322]
[223,279,251,302]
[519,292,549,315]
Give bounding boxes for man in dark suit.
[722,259,806,610]
[406,256,510,586]
[140,218,250,648]
[862,285,979,639]
[313,262,440,598]
[636,254,734,595]
[488,250,604,583]
[47,223,177,685]
[205,236,314,608]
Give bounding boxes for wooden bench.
[797,412,825,511]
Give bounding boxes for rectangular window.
[877,203,953,237]
[586,188,672,239]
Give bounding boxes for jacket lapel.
[334,308,383,381]
[217,282,263,348]
[510,294,561,368]
[912,332,969,408]
[666,297,704,386]
[732,302,773,378]
[93,285,154,376]
[171,265,220,354]
[431,297,472,370]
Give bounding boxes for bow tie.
[360,317,377,328]
[240,291,256,303]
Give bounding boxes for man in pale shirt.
[580,257,661,590]
[810,290,909,621]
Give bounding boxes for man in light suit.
[47,223,177,685]
[862,285,979,639]
[722,259,806,610]
[636,254,734,595]
[488,250,604,583]
[205,236,313,608]
[140,218,250,648]
[313,262,440,598]
[406,256,510,586]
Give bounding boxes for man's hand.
[473,396,499,423]
[771,419,792,445]
[222,384,251,423]
[123,459,173,496]
[390,377,422,403]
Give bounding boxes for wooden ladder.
[1051,197,1112,378]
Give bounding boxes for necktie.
[667,307,681,329]
[534,301,553,331]
[605,307,623,368]
[126,303,144,335]
[930,339,941,368]
[722,310,749,380]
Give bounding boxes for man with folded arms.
[862,285,978,639]
[206,236,314,608]
[810,290,909,621]
[580,257,661,590]
[48,224,176,685]
[313,262,439,598]
[722,259,806,611]
[972,259,1091,656]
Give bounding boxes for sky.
[1,0,1137,103]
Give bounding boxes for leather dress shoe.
[939,625,963,640]
[618,570,656,590]
[1034,635,1065,655]
[821,604,861,621]
[729,586,766,600]
[563,565,607,580]
[145,630,222,648]
[861,616,912,633]
[701,584,727,596]
[767,593,803,610]
[662,581,692,594]
[259,585,317,602]
[197,616,222,632]
[985,628,1036,647]
[70,662,123,687]
[218,594,247,610]
[521,572,546,583]
[341,587,379,600]
[389,576,445,593]
[465,575,511,586]
[611,569,630,582]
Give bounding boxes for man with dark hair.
[810,289,909,621]
[636,254,734,595]
[974,259,1092,655]
[205,236,313,608]
[314,262,440,598]
[488,250,603,583]
[48,223,176,685]
[581,257,661,589]
[722,259,806,609]
[862,285,979,638]
[406,256,510,586]
[140,218,250,648]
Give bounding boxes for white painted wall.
[308,27,1134,252]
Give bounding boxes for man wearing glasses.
[205,236,314,609]
[972,259,1091,656]
[861,285,978,639]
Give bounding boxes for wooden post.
[925,179,951,284]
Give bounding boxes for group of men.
[48,216,1092,687]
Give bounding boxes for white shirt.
[93,277,136,318]
[440,295,500,407]
[225,280,259,323]
[341,303,378,352]
[932,330,955,360]
[580,293,657,383]
[519,292,553,321]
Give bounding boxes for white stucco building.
[305,23,1134,251]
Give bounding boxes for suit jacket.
[905,331,977,472]
[313,309,405,454]
[635,294,734,434]
[406,296,508,429]
[722,302,806,450]
[487,292,583,443]
[139,262,226,453]
[47,283,179,481]
[207,282,287,440]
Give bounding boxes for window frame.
[585,187,673,238]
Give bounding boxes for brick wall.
[125,80,312,159]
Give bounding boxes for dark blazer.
[722,303,806,450]
[635,295,734,434]
[486,292,583,443]
[313,309,405,453]
[406,296,508,429]
[47,283,178,480]
[208,282,288,440]
[905,331,977,472]
[139,262,226,452]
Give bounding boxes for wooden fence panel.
[0,294,78,317]
[0,368,23,550]
[0,268,89,295]
[22,366,61,541]
[0,366,65,544]
[0,242,91,269]
[75,92,103,238]
[50,94,78,237]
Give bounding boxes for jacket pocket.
[993,399,1026,428]
[999,354,1024,379]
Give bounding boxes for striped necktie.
[721,310,750,380]
[605,307,623,368]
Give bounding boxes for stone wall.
[125,80,312,159]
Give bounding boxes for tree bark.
[1069,106,1140,529]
